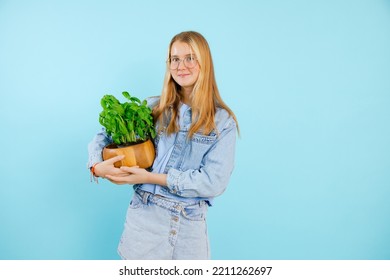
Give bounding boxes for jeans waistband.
[135,189,206,212]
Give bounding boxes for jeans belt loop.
[142,191,150,205]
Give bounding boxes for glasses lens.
[169,58,179,69]
[184,57,196,68]
[168,56,197,69]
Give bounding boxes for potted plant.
[99,91,156,168]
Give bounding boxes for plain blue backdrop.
[0,0,389,260]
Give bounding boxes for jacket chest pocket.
[191,133,217,145]
[180,133,217,170]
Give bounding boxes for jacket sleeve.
[87,128,112,169]
[166,119,237,198]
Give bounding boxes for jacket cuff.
[86,153,103,169]
[167,168,182,194]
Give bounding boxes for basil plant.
[99,91,156,146]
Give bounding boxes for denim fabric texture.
[87,96,237,204]
[117,189,209,259]
[87,96,237,259]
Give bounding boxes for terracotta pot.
[102,139,155,168]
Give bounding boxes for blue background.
[0,0,389,260]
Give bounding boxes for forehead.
[170,41,193,56]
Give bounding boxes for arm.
[87,128,129,179]
[87,128,112,168]
[105,119,237,194]
[105,166,167,186]
[166,119,237,198]
[103,117,237,195]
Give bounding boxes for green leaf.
[130,96,141,104]
[122,91,131,100]
[98,90,156,145]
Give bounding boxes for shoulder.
[145,96,160,109]
[215,107,236,132]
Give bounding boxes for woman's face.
[169,41,200,93]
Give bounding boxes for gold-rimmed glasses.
[167,55,198,70]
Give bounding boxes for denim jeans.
[117,189,210,260]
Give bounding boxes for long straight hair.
[153,31,239,138]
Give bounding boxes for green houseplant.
[99,91,156,168]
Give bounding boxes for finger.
[120,166,139,173]
[106,174,130,184]
[105,155,125,164]
[106,178,126,185]
[111,168,130,176]
[106,175,121,184]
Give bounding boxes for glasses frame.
[167,55,198,70]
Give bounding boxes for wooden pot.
[102,139,155,168]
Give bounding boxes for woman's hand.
[106,166,168,186]
[93,155,129,179]
[105,166,148,185]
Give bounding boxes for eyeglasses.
[167,55,198,70]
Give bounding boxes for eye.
[171,57,180,63]
[185,56,195,62]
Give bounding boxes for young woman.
[87,31,239,259]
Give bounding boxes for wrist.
[147,172,167,186]
[90,163,100,183]
[90,163,99,177]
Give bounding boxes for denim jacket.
[87,96,237,205]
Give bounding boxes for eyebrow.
[170,54,195,58]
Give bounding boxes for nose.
[177,59,187,70]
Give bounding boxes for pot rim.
[104,138,152,149]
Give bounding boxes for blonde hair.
[153,31,239,138]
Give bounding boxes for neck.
[180,87,192,106]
